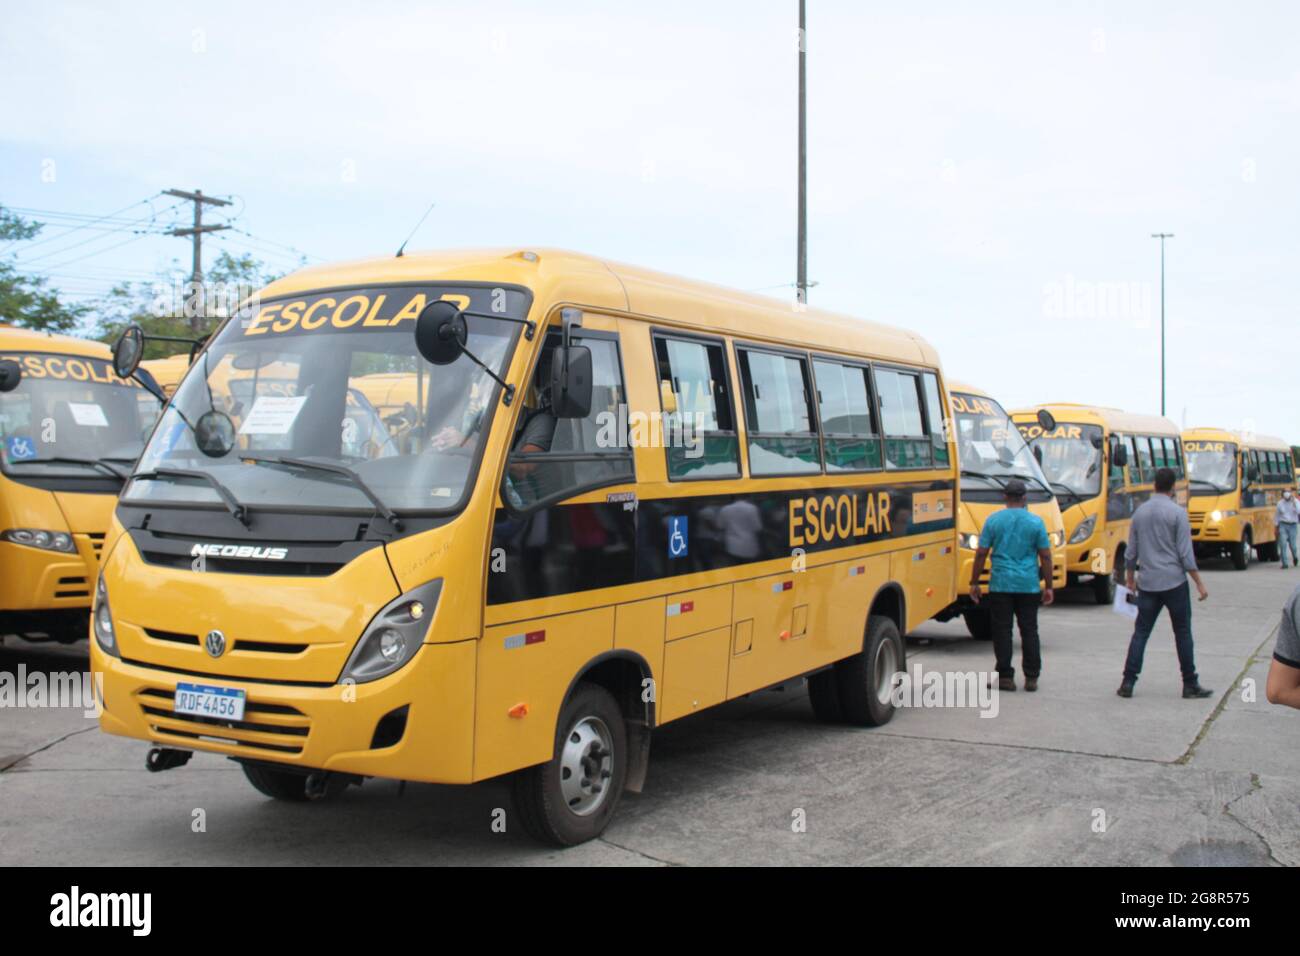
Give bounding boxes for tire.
[1259,540,1279,563]
[1093,565,1118,605]
[834,615,905,727]
[807,669,844,723]
[513,682,627,846]
[242,763,311,802]
[963,606,992,640]
[1231,529,1253,571]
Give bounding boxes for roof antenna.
[395,202,436,258]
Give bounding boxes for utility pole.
[796,0,808,304]
[1150,232,1174,416]
[165,188,231,331]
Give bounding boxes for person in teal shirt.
[969,478,1054,692]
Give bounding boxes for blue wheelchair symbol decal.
[668,516,689,559]
[6,436,36,462]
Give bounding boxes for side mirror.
[1114,443,1129,467]
[414,301,468,366]
[0,358,21,393]
[1036,408,1057,433]
[550,345,592,419]
[113,325,145,379]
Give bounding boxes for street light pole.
[796,0,808,304]
[1151,232,1174,416]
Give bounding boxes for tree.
[0,206,88,332]
[93,249,287,359]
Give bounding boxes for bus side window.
[920,372,950,467]
[1108,435,1125,488]
[812,358,881,472]
[653,334,740,480]
[873,366,931,470]
[504,332,634,511]
[736,346,820,476]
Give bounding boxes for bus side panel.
[893,537,953,633]
[614,595,666,704]
[822,552,887,659]
[474,606,616,781]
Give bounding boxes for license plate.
[174,682,246,721]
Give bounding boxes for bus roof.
[1183,426,1291,452]
[0,324,112,360]
[256,248,941,368]
[947,380,995,400]
[1009,402,1180,437]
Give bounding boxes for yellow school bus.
[933,382,1065,640]
[91,248,958,845]
[1010,404,1188,604]
[1183,427,1297,569]
[140,353,190,397]
[0,325,159,642]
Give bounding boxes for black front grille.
[137,687,311,755]
[139,551,344,577]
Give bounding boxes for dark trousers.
[989,591,1042,679]
[1122,582,1198,685]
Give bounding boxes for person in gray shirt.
[1266,585,1300,709]
[1118,467,1213,699]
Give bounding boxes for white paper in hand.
[1113,584,1139,621]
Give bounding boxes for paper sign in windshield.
[68,403,109,427]
[238,395,307,436]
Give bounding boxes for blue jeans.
[1279,522,1299,568]
[1122,582,1198,686]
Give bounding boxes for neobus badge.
[189,543,289,561]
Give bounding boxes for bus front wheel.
[963,606,992,640]
[513,682,627,846]
[834,615,904,727]
[241,763,311,801]
[1093,565,1118,605]
[1231,530,1253,571]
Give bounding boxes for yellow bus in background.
[140,353,190,398]
[1011,404,1188,604]
[939,381,1065,640]
[92,249,959,846]
[1183,428,1297,569]
[0,325,159,642]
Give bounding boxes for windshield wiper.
[1048,481,1085,505]
[982,471,1054,497]
[961,469,1007,488]
[1189,478,1231,494]
[241,456,403,532]
[131,468,250,527]
[9,456,129,480]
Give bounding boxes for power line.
[12,201,185,266]
[0,194,165,255]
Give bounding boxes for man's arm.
[1125,511,1141,591]
[969,547,990,603]
[1037,547,1054,605]
[1177,508,1207,600]
[1266,657,1300,709]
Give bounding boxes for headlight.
[1209,510,1236,522]
[961,532,981,550]
[93,573,118,657]
[2,528,76,552]
[1068,515,1097,544]
[340,579,442,684]
[1050,529,1066,548]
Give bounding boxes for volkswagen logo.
[204,629,227,658]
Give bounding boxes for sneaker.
[1117,681,1134,698]
[1024,677,1038,692]
[988,677,1016,692]
[1183,683,1214,699]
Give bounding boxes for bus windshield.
[121,285,527,516]
[952,392,1051,496]
[0,352,159,479]
[1022,422,1104,501]
[1186,443,1237,493]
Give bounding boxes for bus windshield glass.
[1021,422,1104,501]
[121,285,527,515]
[1186,442,1237,493]
[952,392,1051,496]
[0,352,159,478]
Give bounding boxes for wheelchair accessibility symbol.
[6,436,36,462]
[668,516,689,559]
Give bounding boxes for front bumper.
[92,638,477,784]
[959,547,1066,595]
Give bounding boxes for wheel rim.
[1243,535,1252,565]
[873,637,900,705]
[558,716,614,817]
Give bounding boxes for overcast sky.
[2,1,1297,439]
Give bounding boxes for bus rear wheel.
[513,682,627,846]
[1231,530,1253,570]
[834,615,904,727]
[807,669,844,722]
[963,607,992,640]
